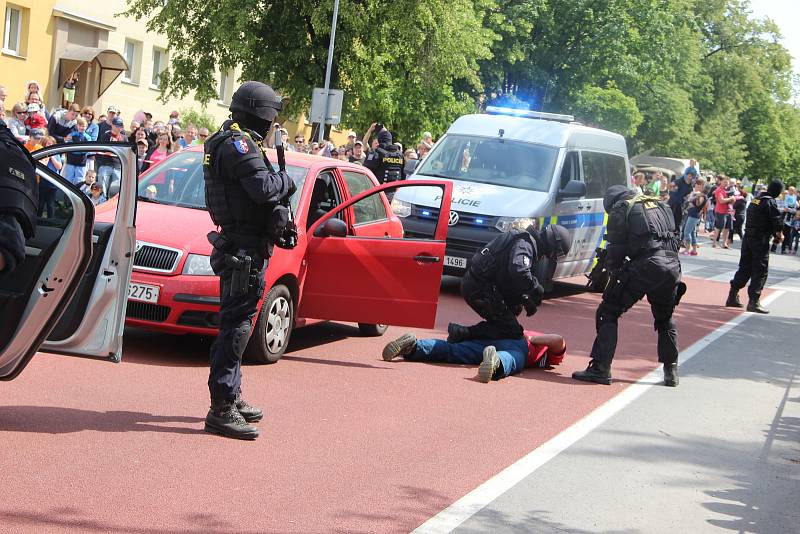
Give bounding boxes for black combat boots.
[205,400,259,440]
[572,360,612,385]
[725,288,742,308]
[234,391,263,423]
[663,363,679,387]
[447,323,470,343]
[747,300,769,314]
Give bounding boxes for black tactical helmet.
[543,224,572,259]
[603,185,633,212]
[766,179,784,198]
[229,81,282,122]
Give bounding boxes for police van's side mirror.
[559,180,586,200]
[314,217,349,238]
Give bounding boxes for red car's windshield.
[137,150,309,212]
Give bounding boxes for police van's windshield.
[137,150,308,212]
[417,134,557,192]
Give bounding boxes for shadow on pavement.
[0,507,273,534]
[0,406,204,435]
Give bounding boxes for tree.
[568,83,642,137]
[124,0,494,144]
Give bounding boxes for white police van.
[393,106,630,288]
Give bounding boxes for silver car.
[0,143,136,380]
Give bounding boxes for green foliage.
[568,84,643,137]
[123,0,800,177]
[179,107,219,134]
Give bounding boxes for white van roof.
[447,112,628,154]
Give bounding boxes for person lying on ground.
[381,330,566,383]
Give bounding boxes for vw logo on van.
[448,211,460,226]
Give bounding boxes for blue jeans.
[64,163,85,184]
[683,216,700,246]
[406,338,529,378]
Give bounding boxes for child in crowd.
[79,170,97,196]
[89,182,107,206]
[64,117,93,184]
[136,140,149,171]
[38,136,63,218]
[791,211,800,255]
[24,128,44,153]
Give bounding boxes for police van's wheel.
[358,323,388,337]
[244,284,294,364]
[535,257,556,293]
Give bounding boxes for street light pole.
[318,0,340,144]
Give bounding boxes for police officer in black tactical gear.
[447,224,572,343]
[726,179,784,314]
[0,122,38,274]
[573,185,685,387]
[364,125,404,184]
[203,81,296,440]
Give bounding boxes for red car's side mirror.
[314,218,348,238]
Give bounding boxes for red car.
[98,146,452,363]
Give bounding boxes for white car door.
[0,143,136,381]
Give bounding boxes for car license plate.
[128,282,160,304]
[444,255,467,269]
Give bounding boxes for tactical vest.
[619,194,678,256]
[375,146,404,183]
[203,125,273,246]
[744,194,775,235]
[469,230,538,285]
[0,123,38,238]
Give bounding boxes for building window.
[123,39,140,84]
[217,69,234,104]
[151,47,166,88]
[3,6,22,55]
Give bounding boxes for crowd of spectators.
[271,122,433,167]
[0,81,214,207]
[633,160,798,257]
[2,80,436,212]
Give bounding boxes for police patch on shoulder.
[234,139,250,154]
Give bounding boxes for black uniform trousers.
[730,234,770,301]
[460,271,525,340]
[208,247,267,403]
[590,251,681,367]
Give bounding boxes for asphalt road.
[1,237,798,533]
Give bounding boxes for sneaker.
[478,346,500,383]
[689,250,698,256]
[382,333,417,361]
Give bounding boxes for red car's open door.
[298,180,452,328]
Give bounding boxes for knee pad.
[229,321,252,358]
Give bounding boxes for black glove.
[522,294,538,317]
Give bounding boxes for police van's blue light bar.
[485,106,575,123]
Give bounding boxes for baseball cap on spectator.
[107,105,120,114]
[136,139,148,148]
[347,130,356,138]
[26,103,40,113]
[354,140,363,146]
[30,128,45,138]
[112,117,124,127]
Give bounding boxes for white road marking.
[412,290,786,534]
[679,264,705,275]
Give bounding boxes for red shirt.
[714,187,734,215]
[524,330,567,367]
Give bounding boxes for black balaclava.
[231,111,271,139]
[766,179,784,198]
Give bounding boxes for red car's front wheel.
[244,284,294,364]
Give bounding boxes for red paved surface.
[0,277,741,533]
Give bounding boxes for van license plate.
[128,283,160,304]
[444,256,467,269]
